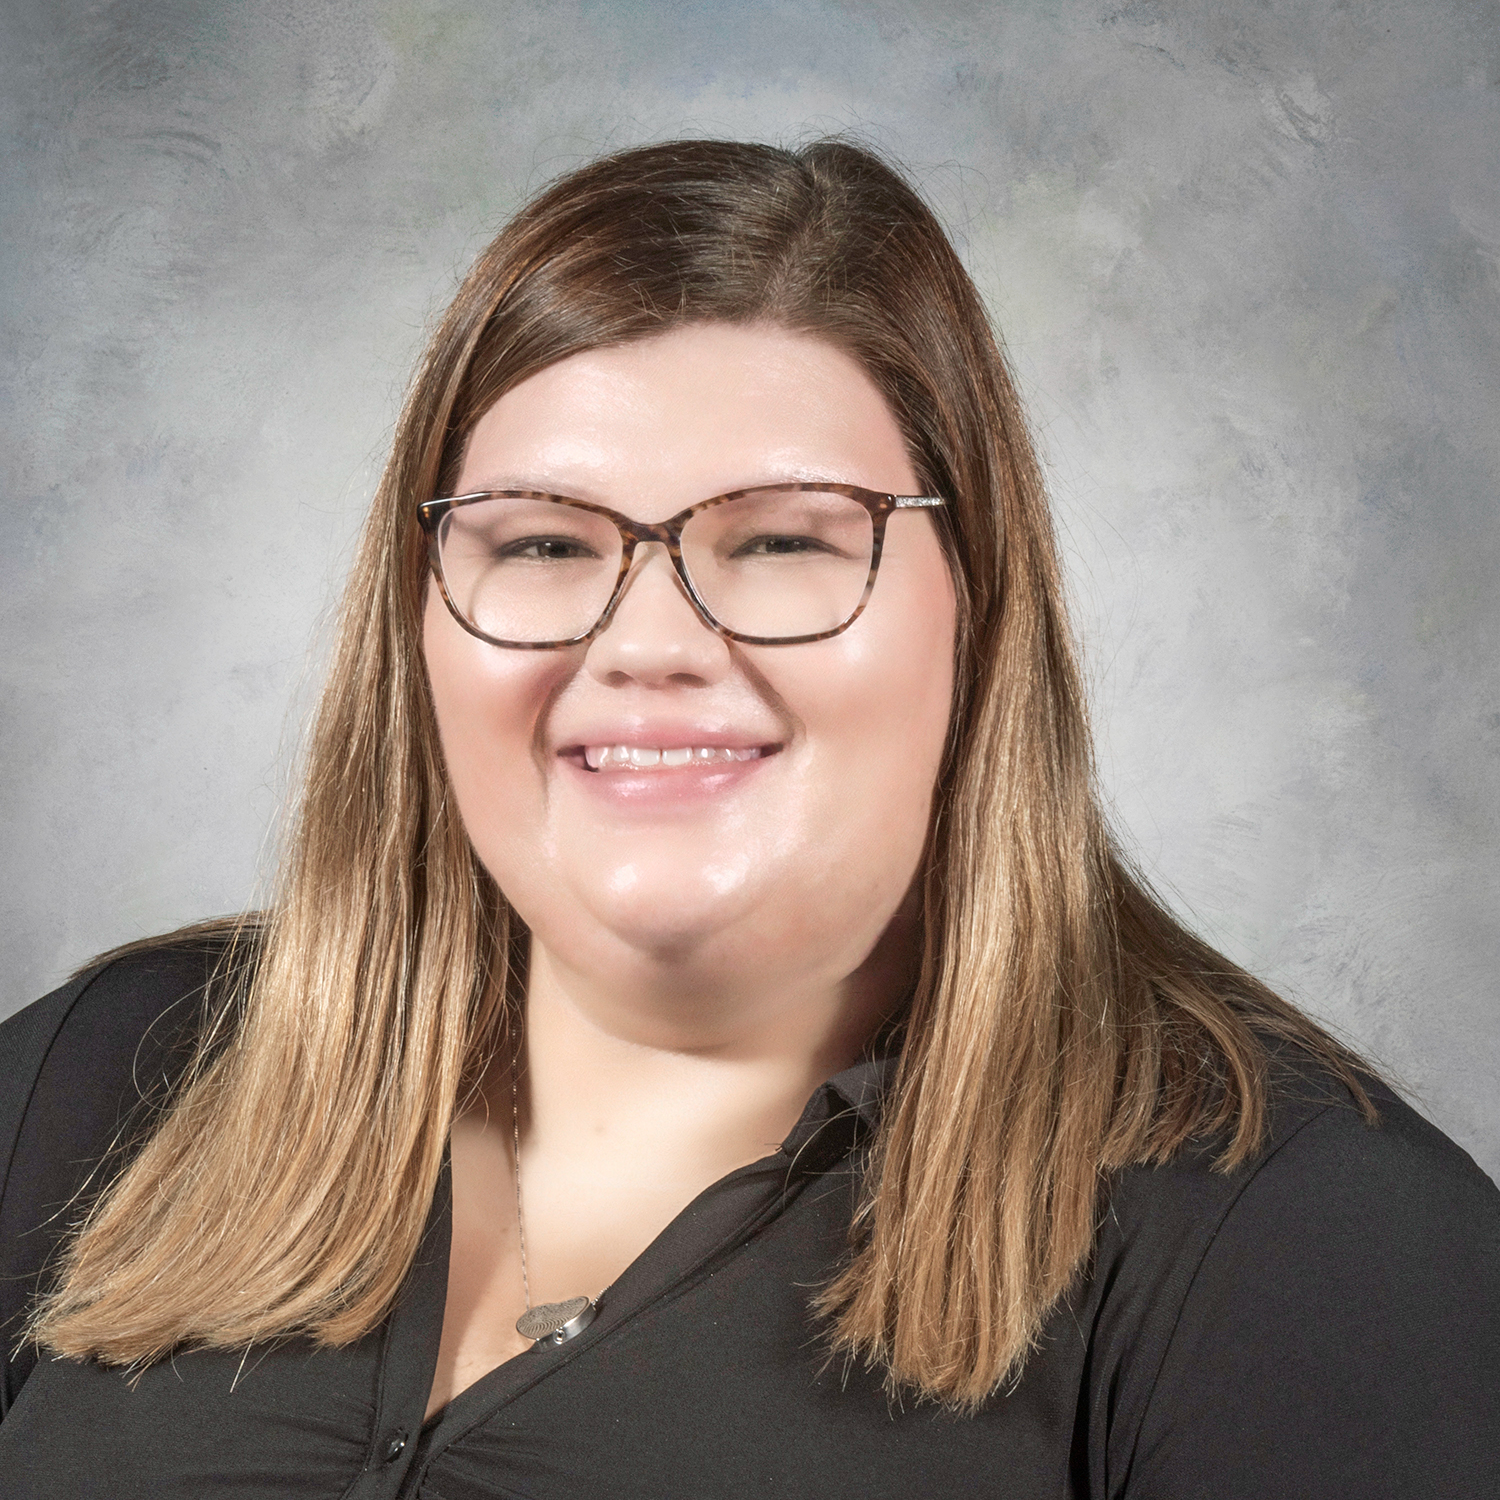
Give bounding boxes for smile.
[582,745,769,771]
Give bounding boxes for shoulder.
[1087,1054,1500,1498]
[0,934,244,1414]
[0,937,235,1188]
[1102,1055,1497,1284]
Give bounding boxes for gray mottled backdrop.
[3,1,1497,1176]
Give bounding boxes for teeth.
[582,745,765,771]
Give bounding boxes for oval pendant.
[517,1295,597,1346]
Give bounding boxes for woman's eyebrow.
[452,475,600,499]
[452,471,863,501]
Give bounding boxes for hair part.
[31,137,1375,1406]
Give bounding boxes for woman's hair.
[33,138,1373,1406]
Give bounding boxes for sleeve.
[0,969,100,1417]
[0,945,220,1417]
[1124,1094,1500,1500]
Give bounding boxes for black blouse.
[1,943,1497,1498]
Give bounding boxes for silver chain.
[507,1039,603,1343]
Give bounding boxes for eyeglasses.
[417,483,946,648]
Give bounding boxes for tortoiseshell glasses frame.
[416,482,946,649]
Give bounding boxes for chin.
[533,852,768,967]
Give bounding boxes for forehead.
[453,322,919,515]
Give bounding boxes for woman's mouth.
[579,744,772,771]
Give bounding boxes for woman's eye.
[499,536,599,561]
[733,533,827,557]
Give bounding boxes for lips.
[582,744,767,771]
[553,722,783,777]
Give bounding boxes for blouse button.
[381,1430,408,1463]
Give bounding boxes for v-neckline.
[383,1056,892,1482]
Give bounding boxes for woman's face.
[423,322,957,1025]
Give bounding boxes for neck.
[513,906,915,1189]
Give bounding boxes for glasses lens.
[680,488,876,640]
[435,496,623,643]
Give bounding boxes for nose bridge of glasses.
[606,503,667,567]
[607,530,711,625]
[614,509,681,559]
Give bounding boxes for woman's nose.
[583,543,733,687]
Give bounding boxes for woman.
[1,139,1495,1498]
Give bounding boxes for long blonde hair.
[33,139,1372,1406]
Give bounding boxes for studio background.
[3,0,1497,1180]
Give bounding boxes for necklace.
[509,1051,598,1346]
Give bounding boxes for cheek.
[837,526,956,772]
[763,531,957,861]
[422,589,568,846]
